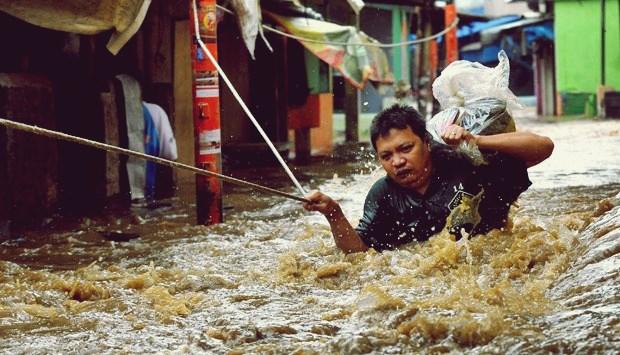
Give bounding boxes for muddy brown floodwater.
[0,116,619,354]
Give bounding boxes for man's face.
[375,127,433,194]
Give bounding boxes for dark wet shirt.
[355,152,531,251]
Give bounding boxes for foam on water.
[0,118,619,353]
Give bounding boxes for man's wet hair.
[370,104,428,151]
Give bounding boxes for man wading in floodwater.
[303,105,554,253]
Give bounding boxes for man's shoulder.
[368,175,392,193]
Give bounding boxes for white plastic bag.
[427,51,520,165]
[431,50,520,110]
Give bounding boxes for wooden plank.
[0,74,57,227]
[173,19,196,204]
[168,0,190,20]
[100,91,121,198]
[218,16,252,147]
[0,123,8,238]
[344,81,359,142]
[146,0,173,84]
[294,128,311,164]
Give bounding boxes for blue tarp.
[523,22,554,43]
[457,15,521,39]
[458,16,553,64]
[407,15,553,65]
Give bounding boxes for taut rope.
[0,118,310,203]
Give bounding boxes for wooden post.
[345,6,360,143]
[294,128,311,164]
[344,82,359,142]
[145,0,173,84]
[174,19,197,205]
[421,3,435,118]
[0,74,58,228]
[0,122,8,238]
[190,0,223,224]
[100,89,121,198]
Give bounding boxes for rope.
[0,118,310,203]
[192,1,306,196]
[261,18,459,48]
[216,4,459,48]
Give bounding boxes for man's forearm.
[475,131,554,167]
[325,207,368,253]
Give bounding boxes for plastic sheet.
[230,0,272,59]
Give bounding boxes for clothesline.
[216,4,459,48]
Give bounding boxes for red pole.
[444,3,458,64]
[190,0,223,224]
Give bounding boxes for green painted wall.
[305,50,331,94]
[555,0,620,95]
[390,8,413,83]
[391,8,402,81]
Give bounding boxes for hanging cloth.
[142,102,160,200]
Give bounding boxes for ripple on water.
[1,191,619,353]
